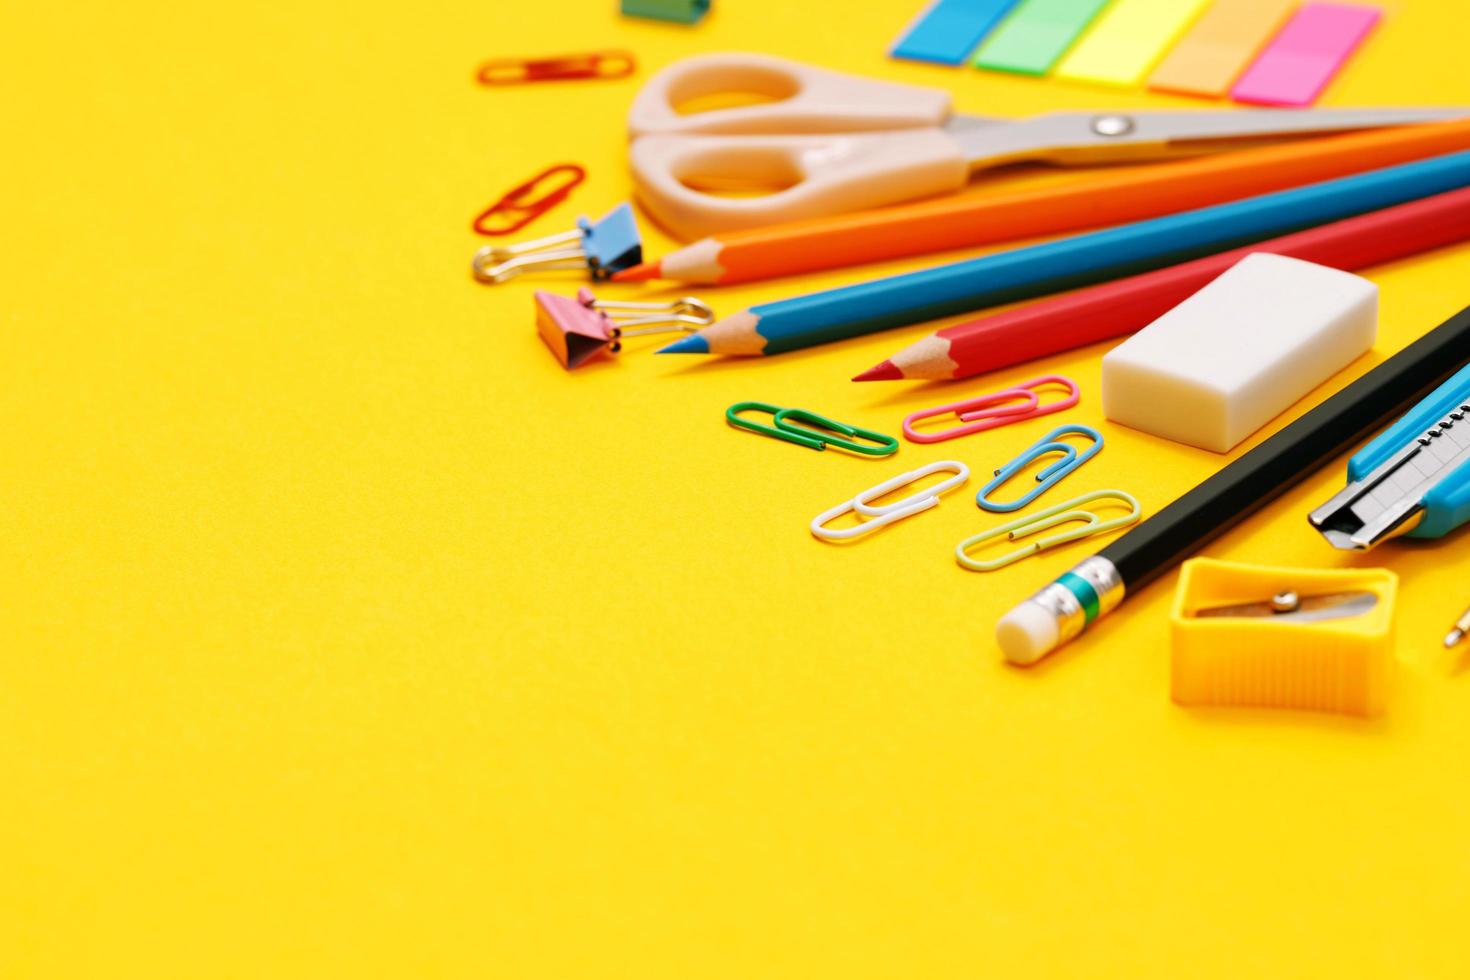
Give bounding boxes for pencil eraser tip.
[657,335,709,354]
[997,601,1058,666]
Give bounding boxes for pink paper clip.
[902,375,1080,444]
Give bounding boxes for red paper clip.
[472,164,588,237]
[903,375,1080,444]
[477,51,636,86]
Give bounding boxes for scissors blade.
[945,107,1470,167]
[1099,107,1470,146]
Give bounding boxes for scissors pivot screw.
[1270,591,1300,614]
[1091,114,1136,138]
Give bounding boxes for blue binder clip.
[472,203,643,284]
[976,424,1103,513]
[579,203,642,279]
[622,0,711,24]
[1310,361,1470,550]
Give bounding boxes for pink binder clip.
[902,375,1080,444]
[534,287,714,369]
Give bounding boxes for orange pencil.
[616,118,1470,286]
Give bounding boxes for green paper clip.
[726,402,899,456]
[621,0,710,24]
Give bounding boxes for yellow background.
[4,0,1469,976]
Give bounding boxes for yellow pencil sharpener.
[1171,558,1398,717]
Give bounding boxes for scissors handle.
[629,131,969,240]
[627,52,951,137]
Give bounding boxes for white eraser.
[996,601,1059,666]
[1101,253,1377,453]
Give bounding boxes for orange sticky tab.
[1148,0,1301,98]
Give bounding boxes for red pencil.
[854,186,1470,383]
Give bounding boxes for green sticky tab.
[974,0,1112,75]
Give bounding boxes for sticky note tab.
[1148,0,1300,98]
[1232,3,1382,106]
[1054,0,1212,87]
[892,0,1024,65]
[974,0,1112,75]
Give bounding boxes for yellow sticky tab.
[1149,0,1301,98]
[1054,0,1212,87]
[1170,559,1398,717]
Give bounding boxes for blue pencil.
[659,148,1470,356]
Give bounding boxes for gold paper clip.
[956,489,1141,572]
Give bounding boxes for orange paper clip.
[477,51,636,86]
[903,375,1080,445]
[472,164,587,237]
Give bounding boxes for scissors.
[627,52,1470,239]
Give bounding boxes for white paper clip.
[810,460,970,542]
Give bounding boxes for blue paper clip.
[472,203,643,283]
[976,424,1103,513]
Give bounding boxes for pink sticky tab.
[1231,3,1381,106]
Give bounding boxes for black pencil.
[997,302,1470,666]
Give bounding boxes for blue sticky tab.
[580,203,643,280]
[892,0,1023,65]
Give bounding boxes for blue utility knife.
[1310,362,1470,550]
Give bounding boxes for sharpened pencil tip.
[657,334,709,354]
[852,360,902,382]
[611,262,659,283]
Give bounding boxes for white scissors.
[627,52,1469,240]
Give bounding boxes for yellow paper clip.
[955,489,1140,572]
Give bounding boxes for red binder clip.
[477,51,636,85]
[472,164,587,237]
[903,375,1080,444]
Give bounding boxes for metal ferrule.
[1069,556,1125,618]
[1023,556,1125,652]
[1027,580,1089,647]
